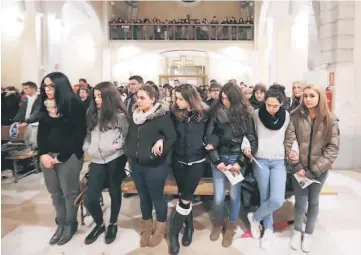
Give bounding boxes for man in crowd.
[206,82,221,106]
[125,75,144,117]
[14,81,41,124]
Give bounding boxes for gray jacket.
[83,113,129,164]
[13,95,41,123]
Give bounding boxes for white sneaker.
[302,233,313,253]
[290,230,302,250]
[247,212,261,239]
[260,229,273,250]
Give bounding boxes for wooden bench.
[121,176,229,195]
[121,176,337,196]
[2,125,39,183]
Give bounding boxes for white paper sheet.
[293,174,321,189]
[223,168,245,185]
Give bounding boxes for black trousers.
[172,161,205,201]
[85,155,127,225]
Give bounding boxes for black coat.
[206,107,258,166]
[171,108,209,163]
[1,92,20,125]
[125,102,176,166]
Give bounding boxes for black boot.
[58,221,78,245]
[49,217,65,245]
[169,211,187,255]
[182,211,194,246]
[105,224,118,244]
[85,224,106,245]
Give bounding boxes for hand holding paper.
[293,174,321,189]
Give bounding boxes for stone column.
[317,1,360,169]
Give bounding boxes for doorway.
[159,74,208,86]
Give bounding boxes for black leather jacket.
[205,108,258,167]
[171,110,208,163]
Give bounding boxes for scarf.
[249,95,263,109]
[133,103,160,125]
[44,99,60,118]
[290,96,301,111]
[216,106,245,137]
[258,103,286,130]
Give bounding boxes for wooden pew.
[1,125,39,183]
[121,176,229,196]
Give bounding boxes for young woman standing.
[284,84,340,253]
[205,82,257,248]
[284,81,305,112]
[249,83,267,109]
[83,82,129,245]
[168,84,209,254]
[38,72,86,245]
[247,88,290,250]
[126,85,176,248]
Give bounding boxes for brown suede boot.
[148,221,166,247]
[210,223,223,241]
[222,220,237,248]
[140,219,153,247]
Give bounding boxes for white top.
[25,94,37,120]
[253,109,290,160]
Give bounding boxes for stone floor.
[2,170,361,255]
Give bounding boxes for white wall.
[1,2,39,87]
[109,41,255,85]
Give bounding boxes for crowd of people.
[109,16,254,40]
[2,73,339,254]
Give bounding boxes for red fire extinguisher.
[326,86,333,111]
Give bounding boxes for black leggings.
[85,155,127,225]
[172,161,205,201]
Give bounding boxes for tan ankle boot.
[210,224,223,241]
[222,220,237,247]
[140,219,153,247]
[149,221,166,247]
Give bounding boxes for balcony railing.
[109,23,254,41]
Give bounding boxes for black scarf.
[290,97,301,111]
[249,95,263,109]
[258,103,286,130]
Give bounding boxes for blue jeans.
[131,162,168,222]
[212,154,242,223]
[253,158,287,230]
[293,171,328,234]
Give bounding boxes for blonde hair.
[302,84,333,141]
[292,80,306,87]
[292,80,306,98]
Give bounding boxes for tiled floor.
[2,170,361,255]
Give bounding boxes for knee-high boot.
[169,203,192,255]
[182,210,194,246]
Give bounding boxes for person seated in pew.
[14,81,41,124]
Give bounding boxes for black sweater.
[125,103,176,166]
[37,98,86,162]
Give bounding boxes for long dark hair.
[87,82,127,131]
[211,82,252,136]
[172,84,205,121]
[40,72,79,117]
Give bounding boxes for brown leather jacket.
[284,106,340,179]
